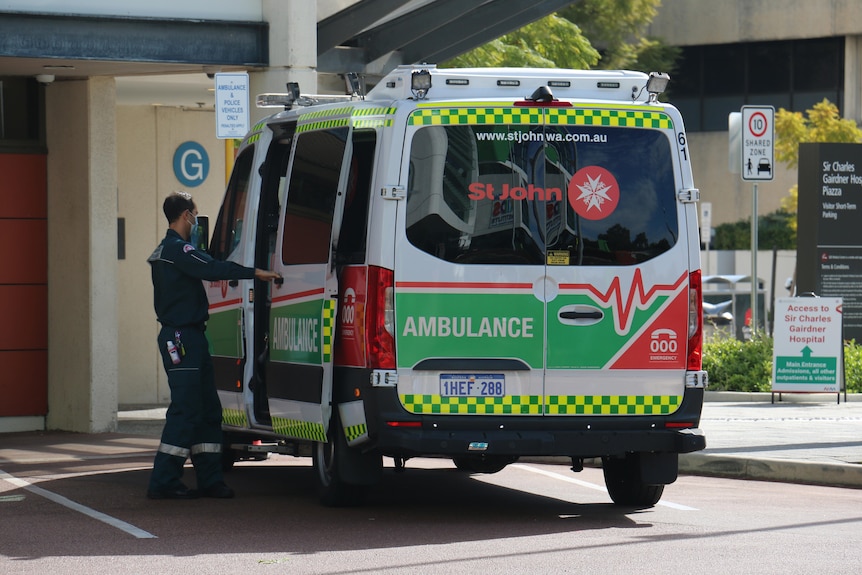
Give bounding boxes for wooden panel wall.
[0,153,48,417]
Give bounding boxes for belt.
[161,323,206,331]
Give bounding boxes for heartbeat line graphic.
[560,269,687,333]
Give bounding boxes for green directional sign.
[773,346,838,385]
[772,298,843,393]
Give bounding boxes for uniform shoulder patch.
[146,245,164,263]
[183,244,195,253]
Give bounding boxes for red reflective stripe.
[396,281,532,290]
[209,298,243,310]
[271,287,326,304]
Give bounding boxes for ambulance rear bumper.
[375,425,705,459]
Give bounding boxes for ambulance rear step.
[227,440,314,457]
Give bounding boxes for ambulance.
[207,65,708,507]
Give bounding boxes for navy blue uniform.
[147,229,254,494]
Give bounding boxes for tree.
[444,15,599,70]
[775,99,862,168]
[713,211,796,250]
[559,0,674,72]
[442,0,677,74]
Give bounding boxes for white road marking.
[0,469,157,538]
[511,463,698,511]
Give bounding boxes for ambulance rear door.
[538,106,690,417]
[263,116,350,441]
[395,106,546,418]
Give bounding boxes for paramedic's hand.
[255,269,282,282]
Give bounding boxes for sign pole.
[751,183,758,336]
[740,105,774,337]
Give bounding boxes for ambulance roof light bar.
[257,82,356,109]
[256,82,301,109]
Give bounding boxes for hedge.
[702,333,862,393]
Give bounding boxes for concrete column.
[250,0,318,123]
[46,77,119,433]
[845,35,862,122]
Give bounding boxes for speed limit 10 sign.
[741,105,774,182]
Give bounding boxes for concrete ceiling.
[0,1,579,107]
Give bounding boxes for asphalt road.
[2,449,862,574]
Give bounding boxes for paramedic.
[146,192,280,500]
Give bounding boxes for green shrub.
[703,334,773,391]
[712,210,796,250]
[703,334,862,393]
[843,340,862,393]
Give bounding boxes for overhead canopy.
[318,0,580,77]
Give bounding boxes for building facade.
[649,0,862,228]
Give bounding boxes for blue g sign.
[173,141,210,187]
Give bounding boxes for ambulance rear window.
[405,124,678,266]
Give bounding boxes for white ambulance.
[207,65,708,507]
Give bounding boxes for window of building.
[671,37,844,132]
[0,77,45,150]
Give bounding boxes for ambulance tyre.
[602,454,664,507]
[313,414,368,507]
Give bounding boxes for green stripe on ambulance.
[396,292,544,369]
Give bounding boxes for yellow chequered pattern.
[400,395,681,415]
[408,107,672,130]
[343,423,368,443]
[272,417,326,442]
[322,299,335,362]
[401,394,543,415]
[222,408,248,427]
[547,107,673,129]
[409,108,541,126]
[297,106,353,133]
[545,395,681,415]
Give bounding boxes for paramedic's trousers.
[149,324,224,492]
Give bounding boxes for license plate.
[440,374,505,397]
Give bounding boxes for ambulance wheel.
[602,454,664,507]
[313,418,367,507]
[452,455,517,474]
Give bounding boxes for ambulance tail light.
[687,270,703,371]
[367,266,396,369]
[385,421,421,428]
[665,421,695,429]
